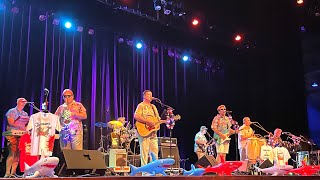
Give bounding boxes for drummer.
[109,117,127,148]
[238,117,254,161]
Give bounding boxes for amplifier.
[109,149,130,172]
[310,150,320,165]
[158,137,177,147]
[159,146,180,168]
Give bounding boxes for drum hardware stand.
[97,124,108,154]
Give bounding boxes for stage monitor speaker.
[159,146,180,168]
[194,154,218,168]
[259,159,273,169]
[58,149,106,176]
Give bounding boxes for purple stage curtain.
[0,5,215,151]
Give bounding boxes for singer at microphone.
[152,97,160,101]
[238,117,255,161]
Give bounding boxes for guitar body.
[135,115,181,137]
[135,117,160,137]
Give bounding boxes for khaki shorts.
[216,142,230,154]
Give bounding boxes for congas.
[296,151,309,167]
[246,138,262,160]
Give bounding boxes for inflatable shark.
[23,157,59,178]
[255,164,294,176]
[183,164,205,176]
[129,153,175,176]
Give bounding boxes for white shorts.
[216,142,230,154]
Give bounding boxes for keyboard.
[2,129,27,136]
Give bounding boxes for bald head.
[62,89,74,104]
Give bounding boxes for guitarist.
[211,105,237,163]
[194,126,208,159]
[134,90,161,166]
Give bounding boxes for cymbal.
[95,122,108,128]
[107,121,123,128]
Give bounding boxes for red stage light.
[192,19,199,26]
[234,34,242,41]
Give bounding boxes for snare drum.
[296,151,309,167]
[246,138,262,160]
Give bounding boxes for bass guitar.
[136,115,181,137]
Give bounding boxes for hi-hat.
[107,121,123,129]
[95,122,108,128]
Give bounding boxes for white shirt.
[27,112,61,156]
[260,145,274,163]
[238,124,254,149]
[273,147,291,166]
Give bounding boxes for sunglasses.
[63,95,73,98]
[219,109,226,111]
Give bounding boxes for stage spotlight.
[182,55,189,61]
[152,46,159,53]
[297,0,303,5]
[88,29,95,35]
[77,26,83,32]
[168,49,175,57]
[39,15,46,21]
[118,37,124,43]
[153,0,161,11]
[234,34,242,42]
[136,42,143,49]
[64,22,72,29]
[312,82,318,87]
[192,18,199,26]
[11,7,19,14]
[163,1,173,15]
[300,26,306,32]
[52,19,60,25]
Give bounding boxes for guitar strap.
[150,104,158,119]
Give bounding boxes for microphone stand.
[153,99,176,172]
[227,112,239,161]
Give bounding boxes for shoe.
[3,174,10,178]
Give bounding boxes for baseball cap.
[200,126,208,131]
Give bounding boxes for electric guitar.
[214,128,244,145]
[135,115,181,137]
[198,138,216,153]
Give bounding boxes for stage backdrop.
[0,4,226,161]
[0,1,308,166]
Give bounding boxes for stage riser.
[0,176,319,180]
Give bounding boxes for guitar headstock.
[174,114,181,121]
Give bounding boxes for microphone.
[250,122,258,124]
[26,102,34,104]
[152,97,160,101]
[282,132,290,134]
[226,110,232,113]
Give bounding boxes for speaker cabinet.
[58,149,106,176]
[159,146,180,168]
[128,155,141,167]
[194,154,218,168]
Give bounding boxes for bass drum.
[296,151,309,167]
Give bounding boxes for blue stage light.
[136,42,143,49]
[64,22,72,29]
[182,55,189,61]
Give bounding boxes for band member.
[194,126,208,159]
[55,89,87,150]
[268,128,283,148]
[211,105,237,163]
[4,98,29,178]
[269,128,292,165]
[110,117,127,148]
[238,117,254,161]
[134,90,160,166]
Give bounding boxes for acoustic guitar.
[136,115,181,137]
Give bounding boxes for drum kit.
[94,119,138,155]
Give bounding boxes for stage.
[0,176,320,180]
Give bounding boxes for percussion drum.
[246,138,262,160]
[296,151,309,167]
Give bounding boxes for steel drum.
[296,151,309,167]
[246,137,264,160]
